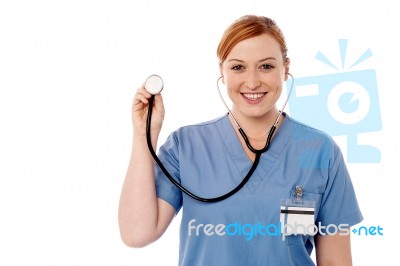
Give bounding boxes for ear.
[284,58,290,81]
[219,63,225,84]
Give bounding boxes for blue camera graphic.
[286,40,382,163]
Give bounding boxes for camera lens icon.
[327,81,370,125]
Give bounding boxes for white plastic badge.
[280,186,315,237]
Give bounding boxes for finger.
[134,94,148,106]
[133,94,151,114]
[136,86,152,99]
[134,84,154,105]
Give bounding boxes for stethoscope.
[144,73,294,203]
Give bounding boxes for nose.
[244,70,261,90]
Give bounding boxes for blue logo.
[351,225,383,236]
[287,39,382,163]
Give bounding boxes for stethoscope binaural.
[144,74,294,203]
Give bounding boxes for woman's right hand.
[132,86,165,137]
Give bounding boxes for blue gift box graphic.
[286,40,382,163]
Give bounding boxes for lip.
[241,92,267,104]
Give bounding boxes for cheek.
[226,81,240,97]
[225,79,239,98]
[219,75,237,98]
[224,75,241,90]
[268,72,285,90]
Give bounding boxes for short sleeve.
[154,132,183,213]
[317,146,363,227]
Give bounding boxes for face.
[220,34,289,121]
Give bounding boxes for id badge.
[280,186,315,237]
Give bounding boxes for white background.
[0,0,398,265]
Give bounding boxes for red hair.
[217,15,288,64]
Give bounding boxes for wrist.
[133,131,160,147]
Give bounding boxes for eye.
[231,65,245,71]
[260,64,275,70]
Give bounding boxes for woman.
[118,15,363,265]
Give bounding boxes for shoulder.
[172,114,228,137]
[162,115,228,148]
[285,114,337,145]
[181,115,227,128]
[283,114,343,166]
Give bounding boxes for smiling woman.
[220,34,288,133]
[118,14,363,266]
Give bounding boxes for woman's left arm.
[315,234,353,266]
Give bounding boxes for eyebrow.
[227,57,277,63]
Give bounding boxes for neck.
[229,108,282,139]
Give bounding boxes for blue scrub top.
[155,113,363,266]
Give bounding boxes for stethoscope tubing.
[146,96,274,203]
[145,74,294,203]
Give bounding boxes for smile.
[242,93,266,101]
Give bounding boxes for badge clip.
[294,185,303,202]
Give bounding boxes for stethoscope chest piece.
[145,74,164,95]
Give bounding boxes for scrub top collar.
[216,112,296,193]
[218,112,294,161]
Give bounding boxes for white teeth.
[243,93,265,100]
